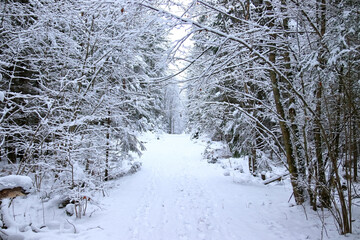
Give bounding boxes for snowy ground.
[6,133,359,239]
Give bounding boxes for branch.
[138,2,319,123]
[197,0,263,29]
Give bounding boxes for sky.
[163,0,194,81]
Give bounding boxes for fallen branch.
[263,173,290,185]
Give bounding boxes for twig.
[301,204,308,220]
[315,209,329,240]
[288,192,294,203]
[66,219,77,234]
[86,226,104,231]
[42,199,45,225]
[0,229,8,236]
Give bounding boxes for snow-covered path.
[69,134,344,240]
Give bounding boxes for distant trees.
[164,83,184,134]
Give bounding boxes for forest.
[0,0,359,239]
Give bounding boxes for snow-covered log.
[263,173,289,185]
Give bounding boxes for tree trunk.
[353,123,358,181]
[250,145,257,175]
[104,110,111,181]
[267,1,304,205]
[5,135,16,164]
[315,0,331,208]
[269,56,303,205]
[281,0,306,201]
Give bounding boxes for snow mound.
[0,175,32,192]
[203,141,231,163]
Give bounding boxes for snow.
[1,134,359,239]
[0,175,32,192]
[0,91,4,102]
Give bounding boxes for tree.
[1,0,170,207]
[146,0,359,234]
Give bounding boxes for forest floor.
[62,133,358,240]
[9,133,359,240]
